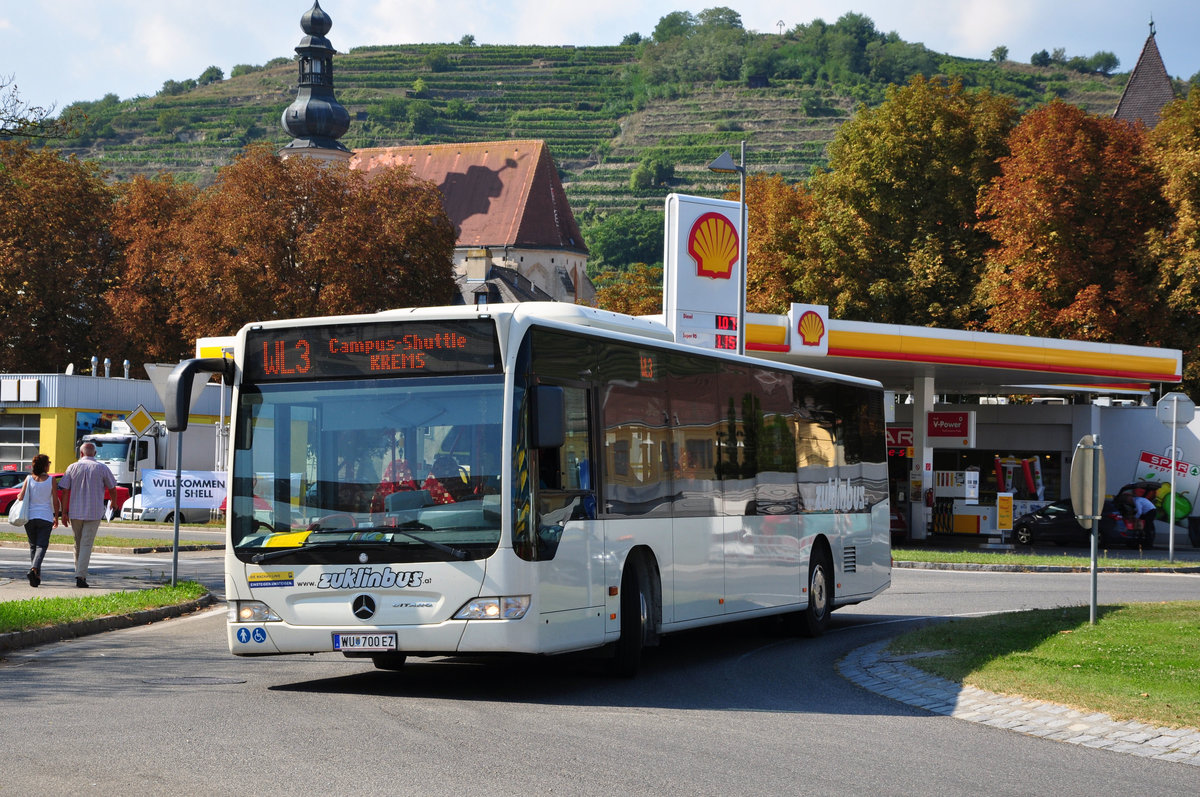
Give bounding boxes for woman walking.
[18,453,61,587]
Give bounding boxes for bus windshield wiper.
[360,522,467,560]
[249,540,380,563]
[250,526,468,562]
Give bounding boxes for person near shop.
[59,441,118,588]
[1132,494,1157,547]
[17,453,62,587]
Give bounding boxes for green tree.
[459,34,476,46]
[159,78,196,96]
[0,142,117,372]
[802,76,1019,326]
[1030,50,1051,67]
[581,209,663,274]
[197,65,224,85]
[978,101,1169,344]
[652,11,696,42]
[157,109,185,134]
[423,51,452,72]
[696,7,743,30]
[1087,51,1120,75]
[407,100,437,134]
[991,46,1008,63]
[628,154,674,190]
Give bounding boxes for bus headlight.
[231,601,282,623]
[453,596,530,620]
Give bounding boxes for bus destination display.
[245,319,500,381]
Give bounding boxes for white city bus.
[166,303,890,674]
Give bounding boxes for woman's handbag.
[8,490,30,526]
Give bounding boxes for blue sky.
[4,1,1197,111]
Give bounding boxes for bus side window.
[534,386,595,557]
[538,448,562,490]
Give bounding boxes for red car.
[0,473,129,518]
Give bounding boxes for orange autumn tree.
[723,173,815,314]
[978,101,1170,344]
[1148,90,1200,391]
[172,144,457,341]
[0,142,117,372]
[593,263,663,315]
[105,174,199,370]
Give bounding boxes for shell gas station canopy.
[661,193,1182,395]
[744,310,1181,395]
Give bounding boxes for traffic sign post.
[1070,434,1106,625]
[1156,392,1195,563]
[124,404,157,526]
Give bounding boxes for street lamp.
[708,142,747,356]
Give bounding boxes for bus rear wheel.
[609,557,651,677]
[799,549,833,638]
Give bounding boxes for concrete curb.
[894,560,1200,574]
[0,540,223,555]
[0,592,217,655]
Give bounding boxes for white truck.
[82,419,222,490]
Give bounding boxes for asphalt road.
[2,564,1198,795]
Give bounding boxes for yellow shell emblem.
[797,310,826,347]
[687,212,739,280]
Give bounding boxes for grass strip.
[0,581,209,634]
[0,532,217,549]
[888,602,1200,729]
[893,548,1185,569]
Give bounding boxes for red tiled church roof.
[1113,31,1175,128]
[350,140,587,254]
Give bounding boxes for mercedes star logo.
[352,594,376,620]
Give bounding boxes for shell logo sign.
[788,303,829,356]
[796,310,826,347]
[687,212,739,280]
[662,194,743,351]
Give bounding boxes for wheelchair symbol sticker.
[252,628,267,643]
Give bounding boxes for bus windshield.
[229,374,506,565]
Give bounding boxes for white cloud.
[943,0,1038,57]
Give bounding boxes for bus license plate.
[332,632,397,652]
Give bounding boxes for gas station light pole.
[707,142,747,356]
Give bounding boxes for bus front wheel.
[799,549,833,637]
[610,557,650,677]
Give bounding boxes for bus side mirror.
[530,385,565,450]
[165,358,233,431]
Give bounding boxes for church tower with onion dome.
[280,1,351,162]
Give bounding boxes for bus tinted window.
[666,353,720,517]
[602,381,672,517]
